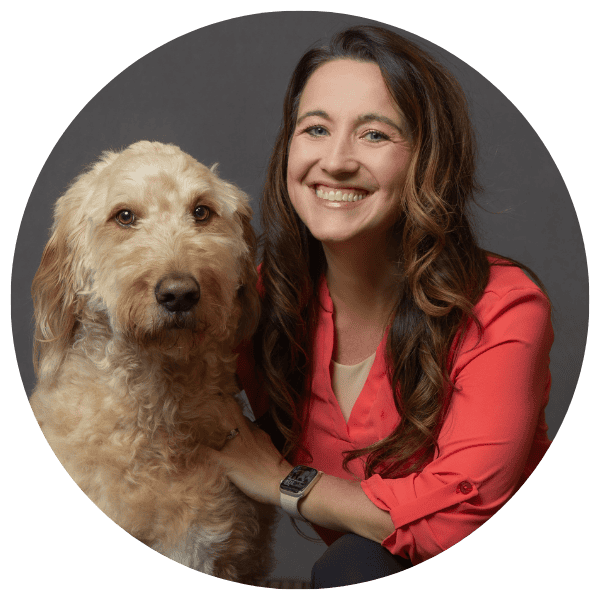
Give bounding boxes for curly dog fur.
[30,141,275,583]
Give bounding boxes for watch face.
[280,466,318,493]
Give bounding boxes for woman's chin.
[311,229,359,245]
[312,223,395,249]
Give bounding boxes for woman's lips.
[313,185,369,202]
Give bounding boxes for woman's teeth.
[315,188,366,202]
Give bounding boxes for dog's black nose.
[155,275,200,313]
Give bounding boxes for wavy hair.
[256,25,545,478]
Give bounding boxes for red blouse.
[237,261,553,564]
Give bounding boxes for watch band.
[280,489,307,520]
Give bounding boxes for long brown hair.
[256,25,545,478]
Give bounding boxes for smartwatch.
[279,465,323,521]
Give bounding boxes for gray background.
[10,11,588,582]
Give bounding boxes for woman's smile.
[286,59,411,244]
[314,185,369,203]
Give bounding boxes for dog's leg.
[210,499,277,584]
[152,526,231,575]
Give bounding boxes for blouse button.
[458,481,473,494]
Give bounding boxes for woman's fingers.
[223,397,254,430]
[203,399,292,505]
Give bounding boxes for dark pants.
[310,533,412,588]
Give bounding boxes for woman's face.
[286,59,411,246]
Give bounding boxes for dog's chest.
[38,345,237,475]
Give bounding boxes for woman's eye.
[363,130,390,142]
[115,209,135,227]
[194,205,211,222]
[304,125,328,137]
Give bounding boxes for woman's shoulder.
[473,256,552,329]
[484,256,548,301]
[454,256,554,369]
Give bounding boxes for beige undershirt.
[330,352,377,422]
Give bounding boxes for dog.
[29,141,275,584]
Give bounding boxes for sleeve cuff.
[361,473,479,530]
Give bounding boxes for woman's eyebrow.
[356,113,403,133]
[296,110,329,124]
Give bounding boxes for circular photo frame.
[7,6,591,597]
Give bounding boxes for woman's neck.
[322,236,398,330]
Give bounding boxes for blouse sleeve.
[361,282,553,564]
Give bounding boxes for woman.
[209,25,553,587]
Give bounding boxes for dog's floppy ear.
[234,206,260,346]
[32,151,120,382]
[209,171,260,345]
[31,159,110,382]
[32,217,84,382]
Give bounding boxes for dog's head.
[32,141,259,381]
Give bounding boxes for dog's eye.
[115,209,135,227]
[194,205,211,222]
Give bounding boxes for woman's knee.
[310,533,411,588]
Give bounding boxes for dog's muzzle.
[155,274,201,313]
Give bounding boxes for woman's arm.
[294,472,395,543]
[207,399,394,543]
[361,283,554,561]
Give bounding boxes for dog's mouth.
[163,311,198,330]
[133,313,206,357]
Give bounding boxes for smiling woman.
[209,25,558,588]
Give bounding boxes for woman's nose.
[320,136,359,175]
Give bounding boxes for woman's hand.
[207,399,293,506]
[208,400,394,543]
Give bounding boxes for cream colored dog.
[30,141,274,583]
